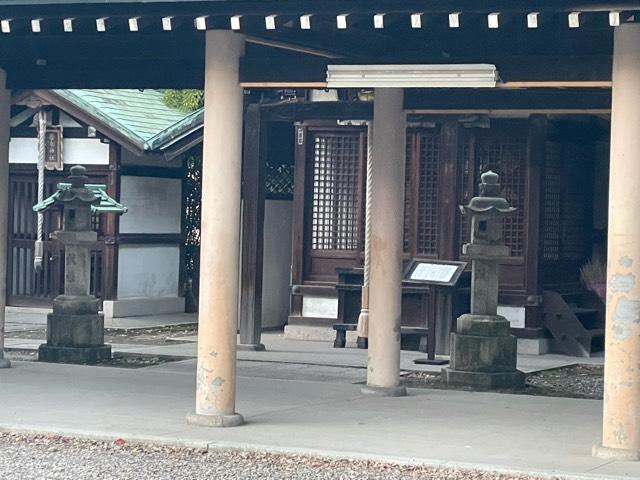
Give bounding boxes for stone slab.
[456,314,511,337]
[186,412,244,428]
[47,313,105,347]
[52,295,99,316]
[38,344,112,364]
[442,367,526,390]
[103,297,186,320]
[449,332,518,372]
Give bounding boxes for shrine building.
[0,0,638,460]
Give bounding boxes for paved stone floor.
[0,355,637,479]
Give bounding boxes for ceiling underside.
[0,1,629,88]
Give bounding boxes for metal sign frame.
[402,258,467,287]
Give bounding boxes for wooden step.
[542,290,605,358]
[587,328,605,338]
[572,307,598,316]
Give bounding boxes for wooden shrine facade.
[289,112,608,337]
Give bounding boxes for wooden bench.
[332,323,357,348]
[332,323,428,352]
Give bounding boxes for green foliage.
[183,154,202,285]
[163,89,204,113]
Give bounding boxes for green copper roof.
[51,89,203,153]
[33,183,128,214]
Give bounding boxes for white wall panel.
[9,137,109,165]
[118,176,182,234]
[117,245,180,299]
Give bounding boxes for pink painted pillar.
[187,30,245,428]
[0,69,10,369]
[362,88,406,397]
[594,22,640,461]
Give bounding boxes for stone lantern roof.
[459,171,517,217]
[32,165,127,215]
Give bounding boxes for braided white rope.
[363,121,373,286]
[356,121,373,340]
[34,110,46,271]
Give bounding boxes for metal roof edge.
[145,107,204,152]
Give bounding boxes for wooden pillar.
[102,143,120,302]
[524,115,546,329]
[238,104,266,351]
[362,88,406,397]
[0,69,10,369]
[288,124,308,321]
[594,22,640,460]
[436,121,460,355]
[186,30,245,428]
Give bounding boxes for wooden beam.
[240,55,613,85]
[241,81,611,89]
[404,88,611,110]
[240,82,327,88]
[261,102,373,122]
[501,81,612,88]
[407,109,611,115]
[246,35,342,59]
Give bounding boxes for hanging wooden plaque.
[44,125,64,171]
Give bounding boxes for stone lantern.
[34,165,127,363]
[442,170,525,389]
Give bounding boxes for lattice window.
[561,143,590,262]
[416,132,441,255]
[542,140,592,263]
[403,135,413,253]
[459,138,473,248]
[310,133,362,251]
[265,161,294,199]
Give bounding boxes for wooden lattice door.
[540,138,595,289]
[303,127,365,282]
[403,127,443,259]
[7,171,107,307]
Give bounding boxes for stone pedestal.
[443,314,524,389]
[38,295,111,364]
[442,171,524,390]
[32,165,124,365]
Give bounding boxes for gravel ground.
[4,349,187,368]
[402,364,603,400]
[6,325,198,344]
[0,433,554,480]
[526,364,603,400]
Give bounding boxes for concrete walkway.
[0,352,634,479]
[2,309,625,478]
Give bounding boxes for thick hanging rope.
[356,121,373,342]
[34,109,46,272]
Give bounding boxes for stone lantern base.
[442,314,525,390]
[38,295,112,364]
